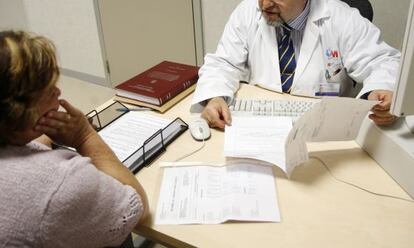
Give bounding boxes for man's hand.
[201,97,232,129]
[367,90,396,126]
[34,99,96,149]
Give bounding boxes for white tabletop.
[125,84,414,248]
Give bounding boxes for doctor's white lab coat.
[191,0,400,111]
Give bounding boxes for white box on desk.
[356,116,414,199]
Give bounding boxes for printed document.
[98,111,170,161]
[155,163,280,224]
[224,116,292,171]
[224,97,377,176]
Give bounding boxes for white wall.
[0,0,28,30]
[371,0,411,50]
[201,0,241,54]
[23,0,105,82]
[0,0,106,85]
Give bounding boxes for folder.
[86,101,188,174]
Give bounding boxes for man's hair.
[0,30,59,144]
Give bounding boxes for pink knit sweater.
[0,141,143,248]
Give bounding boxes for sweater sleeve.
[39,155,144,248]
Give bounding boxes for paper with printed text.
[224,97,377,176]
[155,163,280,224]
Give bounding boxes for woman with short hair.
[0,30,148,248]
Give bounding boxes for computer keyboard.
[229,98,319,117]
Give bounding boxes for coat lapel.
[295,0,330,83]
[259,16,282,86]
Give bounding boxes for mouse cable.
[173,138,206,162]
[309,156,414,203]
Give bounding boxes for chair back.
[339,0,374,97]
[340,0,374,21]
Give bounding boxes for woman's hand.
[35,99,95,149]
[35,99,150,224]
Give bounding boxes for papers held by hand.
[224,97,377,177]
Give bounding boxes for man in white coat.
[191,0,400,128]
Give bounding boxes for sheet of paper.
[285,97,377,175]
[224,116,292,172]
[285,129,309,177]
[155,163,280,225]
[224,97,377,177]
[304,97,377,142]
[98,111,170,161]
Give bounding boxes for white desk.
[129,84,414,248]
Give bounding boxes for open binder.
[86,101,188,174]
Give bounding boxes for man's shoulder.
[323,0,361,18]
[322,0,352,8]
[229,0,261,28]
[233,0,259,15]
[311,0,366,28]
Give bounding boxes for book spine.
[158,76,197,105]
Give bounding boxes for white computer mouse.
[188,118,211,141]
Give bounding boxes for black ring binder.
[86,101,188,174]
[142,129,165,167]
[86,101,129,131]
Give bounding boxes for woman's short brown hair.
[0,30,59,142]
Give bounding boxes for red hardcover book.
[115,61,199,106]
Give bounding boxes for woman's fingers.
[47,111,70,122]
[59,99,83,117]
[36,111,71,131]
[34,123,59,136]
